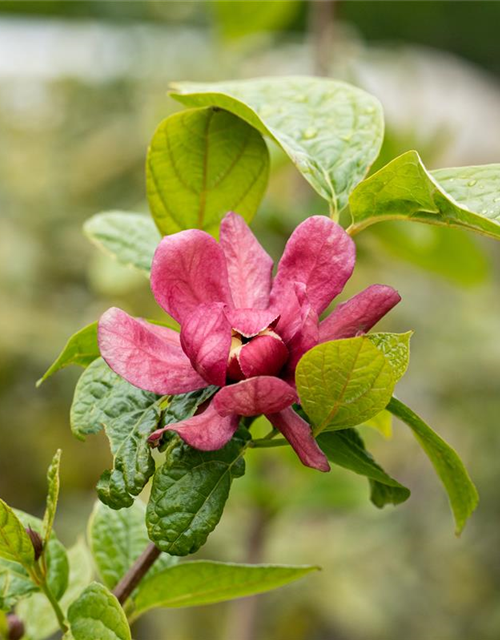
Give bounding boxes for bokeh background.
[1,1,500,639]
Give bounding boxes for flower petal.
[284,291,319,377]
[319,285,401,342]
[239,334,289,379]
[213,377,297,417]
[180,303,232,386]
[266,408,330,472]
[151,229,233,324]
[149,401,238,451]
[219,211,274,309]
[226,308,279,338]
[271,281,307,344]
[98,308,207,395]
[272,216,355,315]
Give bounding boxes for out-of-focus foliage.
[2,1,500,639]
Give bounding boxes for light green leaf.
[317,429,410,507]
[133,560,318,617]
[147,107,270,236]
[0,611,7,635]
[296,336,395,434]
[83,211,160,275]
[363,410,393,439]
[43,450,61,545]
[349,150,500,240]
[367,331,412,382]
[18,539,94,640]
[0,559,37,611]
[387,397,478,534]
[37,323,99,386]
[68,583,131,640]
[146,433,249,556]
[0,500,34,567]
[88,501,176,591]
[170,77,384,213]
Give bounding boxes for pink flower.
[98,213,400,471]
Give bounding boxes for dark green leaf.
[170,77,384,213]
[68,583,131,640]
[146,434,248,556]
[147,107,270,236]
[317,429,410,507]
[37,323,99,386]
[387,397,478,534]
[133,561,318,616]
[83,211,160,274]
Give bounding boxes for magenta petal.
[98,308,207,395]
[135,319,181,346]
[226,308,279,338]
[219,212,274,309]
[270,281,307,345]
[285,294,319,377]
[272,216,355,315]
[149,401,239,451]
[180,303,232,386]
[266,408,330,472]
[319,285,401,342]
[239,334,289,379]
[151,229,233,324]
[213,377,297,417]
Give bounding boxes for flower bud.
[25,526,43,561]
[7,614,25,640]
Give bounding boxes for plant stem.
[251,438,288,448]
[39,579,68,633]
[113,542,162,605]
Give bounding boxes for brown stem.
[310,0,337,76]
[113,542,162,605]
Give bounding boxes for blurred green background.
[1,1,500,638]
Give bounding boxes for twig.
[113,542,162,605]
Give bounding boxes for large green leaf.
[0,558,37,611]
[367,331,412,382]
[317,429,410,507]
[170,77,384,213]
[18,539,93,640]
[296,336,395,434]
[146,434,249,556]
[349,150,500,240]
[387,397,478,534]
[43,450,61,545]
[133,561,318,617]
[83,211,160,275]
[68,583,131,640]
[37,323,99,386]
[88,501,176,591]
[147,107,270,236]
[0,500,34,567]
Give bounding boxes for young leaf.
[0,500,34,567]
[83,211,160,274]
[147,107,270,236]
[17,539,93,640]
[296,336,395,434]
[133,561,318,617]
[146,434,249,556]
[367,331,412,382]
[37,323,99,386]
[349,150,500,240]
[43,450,61,545]
[387,397,478,534]
[317,429,410,507]
[363,410,393,439]
[88,501,176,591]
[170,77,384,213]
[68,583,131,640]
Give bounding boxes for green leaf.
[146,434,249,556]
[363,410,393,439]
[37,323,99,386]
[170,77,384,213]
[0,500,34,567]
[367,331,412,382]
[0,559,37,611]
[387,397,478,534]
[43,450,61,545]
[317,429,410,507]
[349,150,500,240]
[296,336,395,434]
[133,561,318,617]
[147,107,270,236]
[70,358,162,509]
[88,501,176,591]
[17,539,93,640]
[83,211,160,275]
[68,583,131,640]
